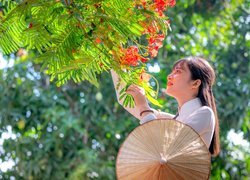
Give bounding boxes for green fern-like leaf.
[0,14,26,54]
[0,0,171,108]
[22,23,52,53]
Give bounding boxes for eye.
[176,69,181,73]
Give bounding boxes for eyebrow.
[173,64,186,71]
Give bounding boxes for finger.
[133,86,144,94]
[126,89,134,94]
[127,87,139,93]
[126,87,135,93]
[127,85,137,91]
[127,85,145,96]
[126,89,136,95]
[127,84,135,90]
[126,92,136,98]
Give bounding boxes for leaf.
[119,92,127,101]
[146,93,162,107]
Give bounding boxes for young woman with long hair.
[111,56,220,156]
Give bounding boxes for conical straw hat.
[116,119,211,180]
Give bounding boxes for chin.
[165,89,173,96]
[166,88,177,98]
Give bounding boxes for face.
[165,61,196,98]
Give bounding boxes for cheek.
[166,75,194,96]
[167,80,191,92]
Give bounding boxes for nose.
[167,73,173,81]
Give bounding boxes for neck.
[176,96,197,109]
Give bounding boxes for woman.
[111,57,220,157]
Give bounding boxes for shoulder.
[186,106,215,134]
[153,109,175,119]
[190,106,215,126]
[195,106,214,116]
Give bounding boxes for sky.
[0,53,14,69]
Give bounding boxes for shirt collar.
[177,98,202,120]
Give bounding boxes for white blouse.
[111,70,215,148]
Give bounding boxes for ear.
[192,79,201,89]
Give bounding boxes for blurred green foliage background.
[0,0,249,179]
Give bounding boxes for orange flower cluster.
[138,0,176,16]
[148,33,165,57]
[118,0,176,67]
[139,70,151,82]
[120,46,149,66]
[155,0,176,16]
[142,21,165,57]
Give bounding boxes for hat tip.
[160,157,168,164]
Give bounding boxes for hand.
[126,84,150,111]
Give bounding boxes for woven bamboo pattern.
[116,119,211,180]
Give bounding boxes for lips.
[167,82,173,86]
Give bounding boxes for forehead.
[173,61,188,71]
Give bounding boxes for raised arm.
[111,69,175,123]
[111,69,142,120]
